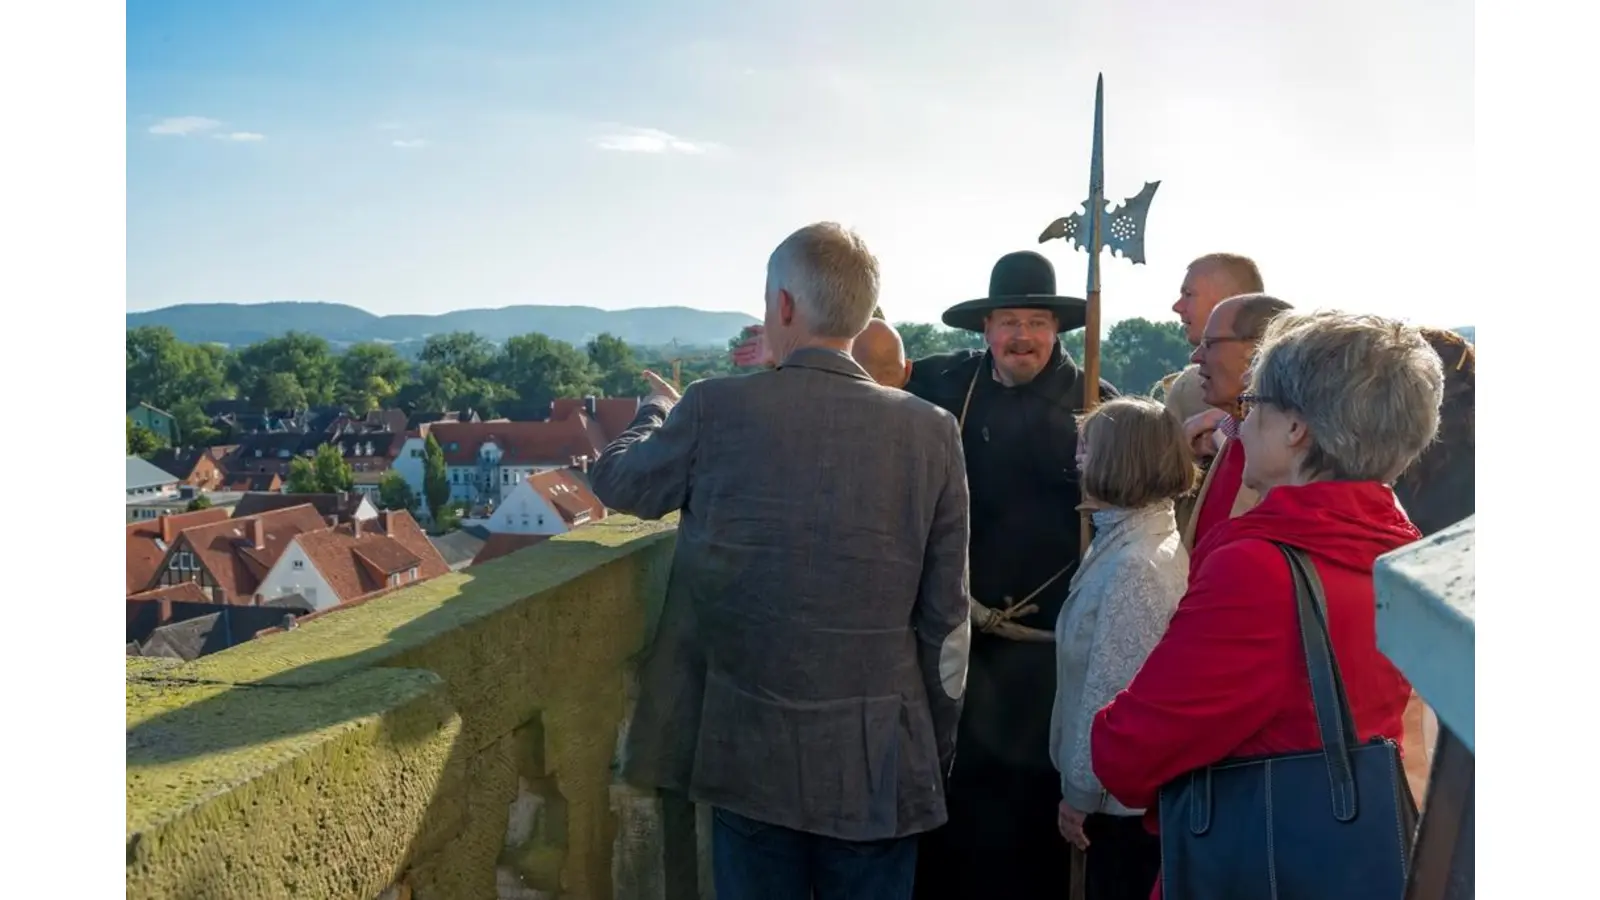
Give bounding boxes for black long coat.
[906,344,1119,772]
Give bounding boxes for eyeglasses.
[1197,335,1252,352]
[1237,392,1285,416]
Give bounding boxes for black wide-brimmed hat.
[942,251,1087,333]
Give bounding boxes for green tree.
[185,496,214,512]
[126,326,232,412]
[495,333,601,419]
[423,433,450,523]
[401,332,507,415]
[232,332,339,409]
[1100,318,1193,397]
[286,443,355,493]
[897,323,985,361]
[419,332,497,379]
[261,372,309,411]
[377,470,419,513]
[339,342,409,412]
[588,332,645,397]
[127,416,165,456]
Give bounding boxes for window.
[409,566,418,580]
[410,448,422,459]
[451,470,460,484]
[537,514,546,527]
[292,559,304,571]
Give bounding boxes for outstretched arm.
[588,375,702,520]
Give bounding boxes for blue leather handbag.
[1156,542,1419,899]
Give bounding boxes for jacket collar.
[778,346,874,382]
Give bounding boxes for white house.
[254,510,449,612]
[485,469,604,536]
[394,418,606,512]
[255,536,338,610]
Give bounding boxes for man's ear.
[899,359,913,388]
[778,290,796,326]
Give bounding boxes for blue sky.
[127,0,1474,328]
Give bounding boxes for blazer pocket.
[692,673,904,837]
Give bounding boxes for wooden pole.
[1079,287,1101,562]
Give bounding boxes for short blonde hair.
[1189,253,1265,296]
[1077,396,1197,508]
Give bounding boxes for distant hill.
[125,301,760,349]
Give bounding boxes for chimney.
[379,510,394,533]
[250,517,265,550]
[583,395,597,418]
[160,514,179,545]
[211,585,225,606]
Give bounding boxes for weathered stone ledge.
[127,516,680,900]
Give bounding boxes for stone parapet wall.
[127,516,701,900]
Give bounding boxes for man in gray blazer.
[590,222,972,900]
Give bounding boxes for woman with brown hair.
[1394,327,1474,537]
[1051,396,1195,900]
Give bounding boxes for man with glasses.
[1180,292,1294,559]
[903,250,1118,900]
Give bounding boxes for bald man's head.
[852,318,911,388]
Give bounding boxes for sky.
[126,0,1475,329]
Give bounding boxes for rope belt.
[957,357,1068,644]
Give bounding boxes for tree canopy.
[126,318,1195,449]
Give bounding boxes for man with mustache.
[903,251,1118,900]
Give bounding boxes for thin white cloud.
[391,138,428,149]
[590,126,723,156]
[213,131,265,142]
[148,116,221,136]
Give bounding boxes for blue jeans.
[712,807,919,900]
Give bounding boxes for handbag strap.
[1274,541,1361,822]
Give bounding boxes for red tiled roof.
[472,533,550,566]
[526,468,606,525]
[126,507,230,595]
[129,582,210,603]
[293,510,450,605]
[427,419,603,467]
[550,397,640,444]
[173,504,331,603]
[224,473,283,492]
[353,535,422,576]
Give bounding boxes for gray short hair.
[766,223,881,339]
[1229,293,1294,340]
[1252,310,1444,483]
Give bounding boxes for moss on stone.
[126,516,678,900]
[126,667,462,900]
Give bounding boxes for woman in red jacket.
[1089,310,1445,899]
